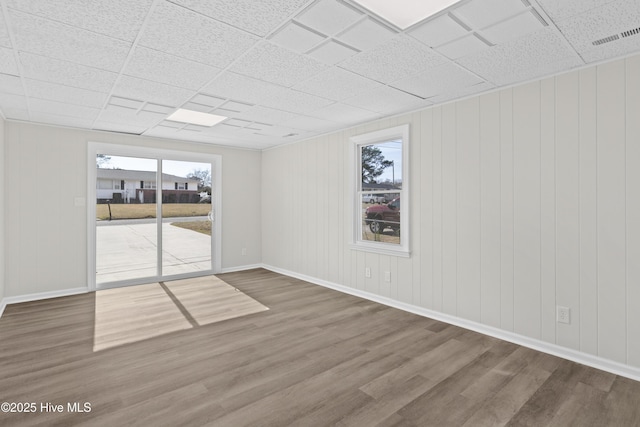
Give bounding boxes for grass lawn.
[96,203,211,220]
[171,221,211,236]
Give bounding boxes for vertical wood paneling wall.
[262,55,640,369]
[0,117,5,304]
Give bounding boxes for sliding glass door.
[161,159,212,277]
[90,144,220,290]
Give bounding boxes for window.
[143,181,156,189]
[351,124,410,257]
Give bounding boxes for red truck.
[364,197,400,234]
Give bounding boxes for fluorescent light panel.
[352,0,462,30]
[166,108,227,126]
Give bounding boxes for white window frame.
[350,124,410,257]
[87,142,222,291]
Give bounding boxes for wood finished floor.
[1,268,639,426]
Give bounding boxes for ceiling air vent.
[621,27,640,38]
[592,34,619,46]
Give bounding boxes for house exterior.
[96,168,200,204]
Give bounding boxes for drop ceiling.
[0,0,639,149]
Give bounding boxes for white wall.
[4,121,262,297]
[262,54,640,370]
[0,117,5,304]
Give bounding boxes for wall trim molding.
[0,287,89,317]
[219,264,263,274]
[261,264,640,382]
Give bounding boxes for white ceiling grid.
[0,0,639,149]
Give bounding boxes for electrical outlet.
[365,267,371,278]
[557,306,571,324]
[241,248,247,256]
[384,271,391,282]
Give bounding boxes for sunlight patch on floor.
[93,276,268,351]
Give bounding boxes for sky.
[99,155,211,179]
[374,140,402,184]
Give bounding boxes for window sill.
[349,243,411,258]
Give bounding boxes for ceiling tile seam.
[142,0,324,140]
[1,0,32,121]
[527,1,586,64]
[91,0,167,131]
[305,37,361,56]
[295,0,365,36]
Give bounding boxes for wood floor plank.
[0,268,639,426]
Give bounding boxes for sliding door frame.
[87,142,222,291]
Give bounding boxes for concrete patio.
[96,220,212,284]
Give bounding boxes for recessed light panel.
[166,108,227,126]
[351,0,462,29]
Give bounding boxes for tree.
[96,154,111,168]
[361,145,392,184]
[187,168,211,193]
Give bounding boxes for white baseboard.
[219,264,263,274]
[262,264,640,383]
[1,287,89,313]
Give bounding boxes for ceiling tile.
[232,105,297,124]
[428,81,495,104]
[6,0,153,42]
[113,75,195,107]
[308,40,359,65]
[109,96,143,110]
[99,104,164,127]
[254,125,307,138]
[391,62,484,98]
[409,13,469,48]
[480,10,546,45]
[293,67,381,101]
[0,73,23,95]
[535,0,619,21]
[309,102,379,123]
[29,98,101,120]
[167,0,309,37]
[191,94,226,107]
[9,10,130,72]
[138,1,259,68]
[19,52,118,92]
[0,46,19,75]
[552,0,640,63]
[182,102,213,113]
[280,114,339,132]
[340,35,447,83]
[0,8,11,48]
[336,17,396,51]
[270,21,326,54]
[457,27,584,85]
[452,0,528,29]
[224,118,252,127]
[25,79,107,108]
[436,34,490,59]
[0,93,27,110]
[125,46,221,90]
[142,103,174,114]
[157,120,183,129]
[258,88,334,114]
[344,85,424,114]
[230,42,327,87]
[296,0,363,36]
[220,100,254,112]
[93,121,148,134]
[30,112,95,129]
[201,72,284,104]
